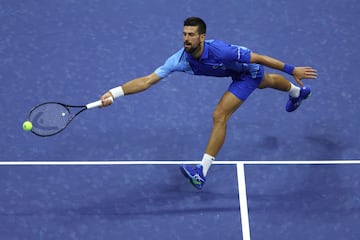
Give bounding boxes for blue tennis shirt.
[155,40,261,80]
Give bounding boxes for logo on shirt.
[212,63,224,69]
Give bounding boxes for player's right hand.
[100,92,114,107]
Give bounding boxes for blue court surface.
[1,0,360,239]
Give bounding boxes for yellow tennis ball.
[23,121,33,131]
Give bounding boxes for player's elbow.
[143,73,161,89]
[128,73,161,93]
[140,78,152,90]
[140,78,153,91]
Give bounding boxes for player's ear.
[200,33,206,42]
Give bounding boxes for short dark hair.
[184,17,206,35]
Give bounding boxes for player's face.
[183,26,205,56]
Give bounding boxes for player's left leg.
[205,91,243,157]
[180,67,264,190]
[180,91,243,190]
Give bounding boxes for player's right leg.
[258,73,291,91]
[258,73,311,112]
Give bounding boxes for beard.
[184,42,201,55]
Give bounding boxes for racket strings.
[29,103,71,136]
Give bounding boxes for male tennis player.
[100,17,317,189]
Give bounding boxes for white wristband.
[109,86,124,99]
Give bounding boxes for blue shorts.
[228,65,264,101]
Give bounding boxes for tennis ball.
[22,121,33,131]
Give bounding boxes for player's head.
[184,17,206,35]
[183,17,206,55]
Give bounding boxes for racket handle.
[86,97,113,109]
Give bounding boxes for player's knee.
[258,74,275,89]
[212,107,229,124]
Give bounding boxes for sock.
[288,83,300,98]
[201,153,215,176]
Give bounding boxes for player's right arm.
[100,72,161,107]
[100,48,187,107]
[121,72,162,95]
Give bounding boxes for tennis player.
[100,17,317,189]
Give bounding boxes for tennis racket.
[27,98,112,137]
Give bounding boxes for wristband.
[283,63,295,75]
[109,86,124,99]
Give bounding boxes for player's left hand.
[293,67,317,87]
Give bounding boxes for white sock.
[288,83,300,98]
[201,153,215,176]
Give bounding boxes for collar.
[200,42,209,60]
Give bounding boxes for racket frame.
[27,99,109,137]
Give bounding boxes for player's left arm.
[250,52,317,86]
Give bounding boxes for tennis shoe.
[180,164,206,190]
[286,85,312,112]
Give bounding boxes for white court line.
[1,159,359,240]
[0,160,359,165]
[237,163,251,240]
